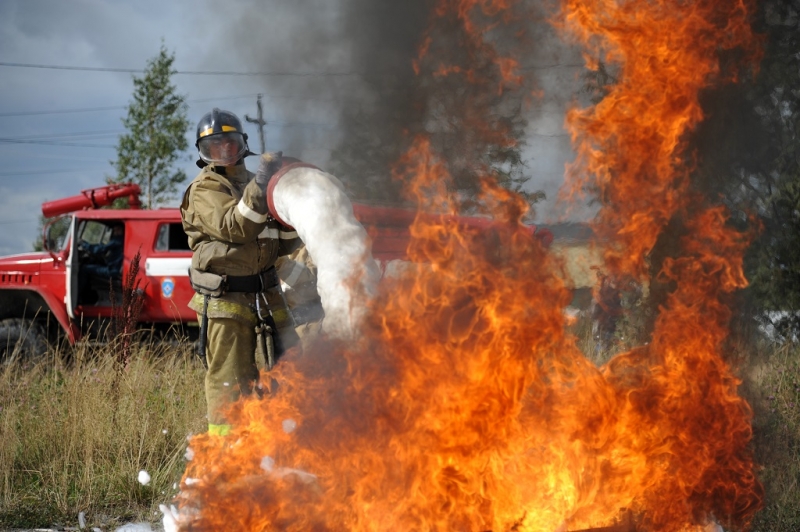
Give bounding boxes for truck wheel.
[0,318,48,362]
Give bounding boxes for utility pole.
[245,94,267,154]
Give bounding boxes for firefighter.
[180,108,303,436]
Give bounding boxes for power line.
[1,60,585,76]
[0,85,422,119]
[0,104,126,118]
[268,120,338,129]
[0,61,360,77]
[0,138,115,148]
[0,167,109,177]
[0,93,266,118]
[0,121,341,146]
[0,219,35,226]
[0,129,122,141]
[0,62,140,73]
[520,62,584,71]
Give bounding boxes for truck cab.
[0,184,197,358]
[62,209,195,328]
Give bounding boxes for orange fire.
[175,0,763,530]
[561,0,760,279]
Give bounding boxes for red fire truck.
[0,184,551,358]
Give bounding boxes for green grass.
[1,325,798,530]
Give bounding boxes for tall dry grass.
[0,338,206,529]
[1,318,798,530]
[745,341,800,531]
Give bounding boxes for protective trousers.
[199,314,260,435]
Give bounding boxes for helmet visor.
[198,132,247,165]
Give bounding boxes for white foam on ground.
[160,504,180,532]
[115,523,153,532]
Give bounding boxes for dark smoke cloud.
[328,0,434,203]
[199,0,587,220]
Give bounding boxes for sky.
[0,0,586,257]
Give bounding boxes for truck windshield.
[45,216,71,252]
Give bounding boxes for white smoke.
[271,166,380,338]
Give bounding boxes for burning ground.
[166,0,764,530]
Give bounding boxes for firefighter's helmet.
[195,108,251,166]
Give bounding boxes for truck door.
[66,215,79,318]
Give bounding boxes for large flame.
[561,0,760,279]
[174,0,763,530]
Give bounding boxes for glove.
[254,151,283,189]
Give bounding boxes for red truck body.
[0,184,551,352]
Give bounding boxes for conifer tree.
[110,44,190,208]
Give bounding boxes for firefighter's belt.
[189,267,279,295]
[226,267,279,293]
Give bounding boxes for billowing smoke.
[324,0,434,203]
[197,0,431,192]
[198,0,585,220]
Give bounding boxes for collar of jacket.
[209,163,249,183]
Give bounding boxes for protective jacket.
[180,163,301,324]
[181,163,300,277]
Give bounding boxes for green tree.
[688,0,800,339]
[110,44,190,209]
[741,0,800,338]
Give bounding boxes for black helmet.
[195,108,251,166]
